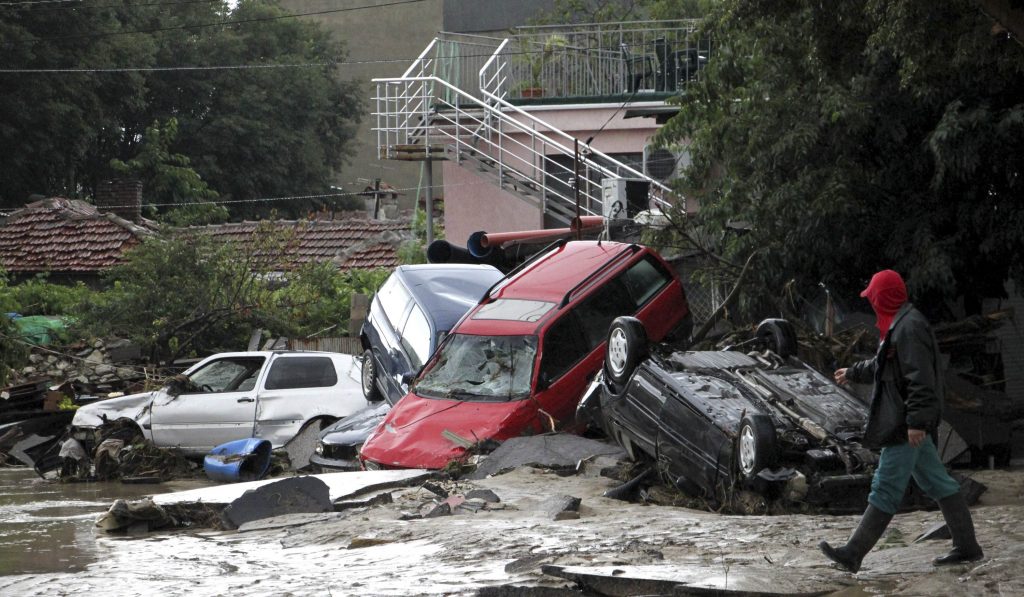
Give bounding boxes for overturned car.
[579,317,880,511]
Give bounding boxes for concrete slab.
[468,434,627,480]
[542,564,838,597]
[151,469,435,506]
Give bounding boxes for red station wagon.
[359,240,691,470]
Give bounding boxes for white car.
[70,351,367,457]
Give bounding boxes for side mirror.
[165,374,190,397]
[400,371,416,386]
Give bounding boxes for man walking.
[819,269,983,572]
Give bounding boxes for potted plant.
[518,34,568,98]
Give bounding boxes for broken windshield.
[415,334,537,401]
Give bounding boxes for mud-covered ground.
[1,456,1021,597]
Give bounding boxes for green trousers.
[868,435,961,515]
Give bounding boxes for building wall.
[441,103,664,241]
[442,161,544,245]
[283,0,551,212]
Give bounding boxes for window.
[188,357,265,393]
[622,256,671,307]
[264,357,338,390]
[375,275,412,331]
[473,299,555,322]
[576,278,635,349]
[540,313,588,382]
[401,305,431,370]
[416,334,537,401]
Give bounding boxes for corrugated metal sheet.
[287,336,362,355]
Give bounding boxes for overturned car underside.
[583,319,886,512]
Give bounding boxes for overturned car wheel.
[360,349,381,401]
[605,316,649,385]
[736,414,777,481]
[755,318,798,358]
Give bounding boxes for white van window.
[376,274,413,330]
[401,305,431,369]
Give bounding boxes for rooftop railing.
[437,20,710,104]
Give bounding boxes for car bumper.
[308,452,361,471]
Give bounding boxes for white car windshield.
[415,334,536,401]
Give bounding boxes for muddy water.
[0,467,159,575]
[0,468,216,578]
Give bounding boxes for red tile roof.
[0,198,157,274]
[186,218,412,271]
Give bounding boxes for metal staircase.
[374,36,680,226]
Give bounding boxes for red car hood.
[359,393,538,469]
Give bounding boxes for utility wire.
[0,0,220,10]
[16,0,427,43]
[0,47,557,73]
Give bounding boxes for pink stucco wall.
[442,161,546,247]
[441,103,664,241]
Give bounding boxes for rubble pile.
[17,338,152,397]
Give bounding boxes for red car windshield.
[415,334,537,402]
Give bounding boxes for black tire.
[755,318,798,358]
[735,414,777,481]
[360,349,382,401]
[604,316,649,386]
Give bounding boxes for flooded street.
[1,463,1022,596]
[0,467,157,576]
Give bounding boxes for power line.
[0,48,545,73]
[0,0,220,10]
[17,0,427,44]
[137,179,496,209]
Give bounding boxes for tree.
[81,227,289,364]
[654,0,1024,317]
[110,118,228,226]
[0,1,362,219]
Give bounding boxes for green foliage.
[80,227,291,364]
[110,118,227,225]
[271,263,389,339]
[0,273,92,317]
[0,2,361,219]
[79,224,392,363]
[57,395,78,411]
[654,0,1024,315]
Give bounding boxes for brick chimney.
[96,178,142,222]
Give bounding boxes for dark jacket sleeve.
[846,357,876,384]
[892,313,942,431]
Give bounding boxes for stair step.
[390,144,448,161]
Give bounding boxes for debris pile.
[55,419,198,483]
[17,338,151,397]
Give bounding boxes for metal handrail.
[479,39,675,210]
[374,35,683,223]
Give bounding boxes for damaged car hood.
[360,394,536,469]
[71,390,158,430]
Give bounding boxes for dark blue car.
[311,263,503,470]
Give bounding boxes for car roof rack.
[558,244,639,308]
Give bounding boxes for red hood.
[359,393,539,469]
[860,269,907,340]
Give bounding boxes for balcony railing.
[437,20,710,104]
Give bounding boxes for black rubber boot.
[933,492,983,565]
[819,504,894,573]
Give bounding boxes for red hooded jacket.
[860,269,907,340]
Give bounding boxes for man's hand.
[834,368,849,385]
[908,428,926,447]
